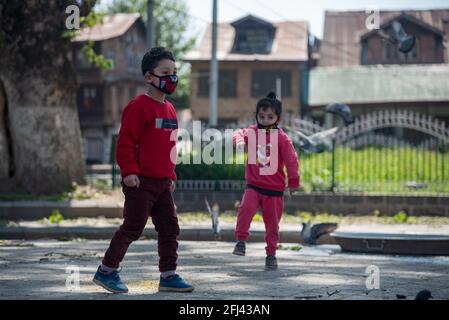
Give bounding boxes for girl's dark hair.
[256,91,282,117]
[141,47,175,76]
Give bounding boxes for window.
[82,87,97,109]
[125,51,140,72]
[233,28,274,54]
[105,51,115,69]
[86,137,104,164]
[384,42,398,61]
[75,49,91,68]
[77,85,102,114]
[383,34,419,63]
[197,69,237,98]
[126,51,134,69]
[251,70,291,98]
[405,36,418,60]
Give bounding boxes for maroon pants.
[102,177,180,272]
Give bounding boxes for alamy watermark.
[169,121,279,175]
[65,5,80,30]
[365,7,380,30]
[365,265,380,290]
[66,265,80,291]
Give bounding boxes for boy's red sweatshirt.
[116,94,178,180]
[233,125,300,192]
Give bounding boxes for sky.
[184,0,449,38]
[97,0,449,40]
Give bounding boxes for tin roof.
[319,9,449,67]
[308,64,449,106]
[185,15,309,62]
[73,13,142,42]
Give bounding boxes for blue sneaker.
[159,274,194,292]
[93,266,128,294]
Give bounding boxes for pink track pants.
[235,188,284,256]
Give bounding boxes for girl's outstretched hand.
[236,141,247,152]
[289,187,300,196]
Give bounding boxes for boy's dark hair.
[256,91,282,117]
[141,47,175,76]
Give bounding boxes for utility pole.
[147,0,155,48]
[209,0,218,127]
[276,77,282,100]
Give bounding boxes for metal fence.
[289,110,449,194]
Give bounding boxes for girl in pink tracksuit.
[232,92,300,270]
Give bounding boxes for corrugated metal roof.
[319,9,449,67]
[185,15,309,62]
[73,13,141,42]
[308,64,449,106]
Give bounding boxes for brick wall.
[189,61,305,122]
[363,20,445,65]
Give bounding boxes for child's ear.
[144,72,153,85]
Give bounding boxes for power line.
[185,1,447,99]
[223,0,360,62]
[174,0,359,63]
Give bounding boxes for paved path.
[0,239,448,300]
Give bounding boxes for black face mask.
[257,122,279,131]
[149,73,178,95]
[256,116,279,131]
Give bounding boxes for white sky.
[97,0,449,40]
[185,0,449,38]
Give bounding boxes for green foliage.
[79,12,113,70]
[176,163,245,180]
[80,10,105,29]
[82,40,113,69]
[393,211,408,223]
[175,146,246,180]
[102,0,196,107]
[61,9,113,70]
[278,244,302,251]
[48,210,64,224]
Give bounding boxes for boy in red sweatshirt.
[232,92,300,270]
[93,47,193,293]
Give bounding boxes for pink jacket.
[233,125,300,192]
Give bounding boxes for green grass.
[300,146,449,193]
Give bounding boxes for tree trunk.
[0,82,9,179]
[0,1,94,194]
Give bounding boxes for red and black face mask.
[150,73,178,95]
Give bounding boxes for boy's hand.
[123,174,140,188]
[170,180,176,193]
[289,187,300,196]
